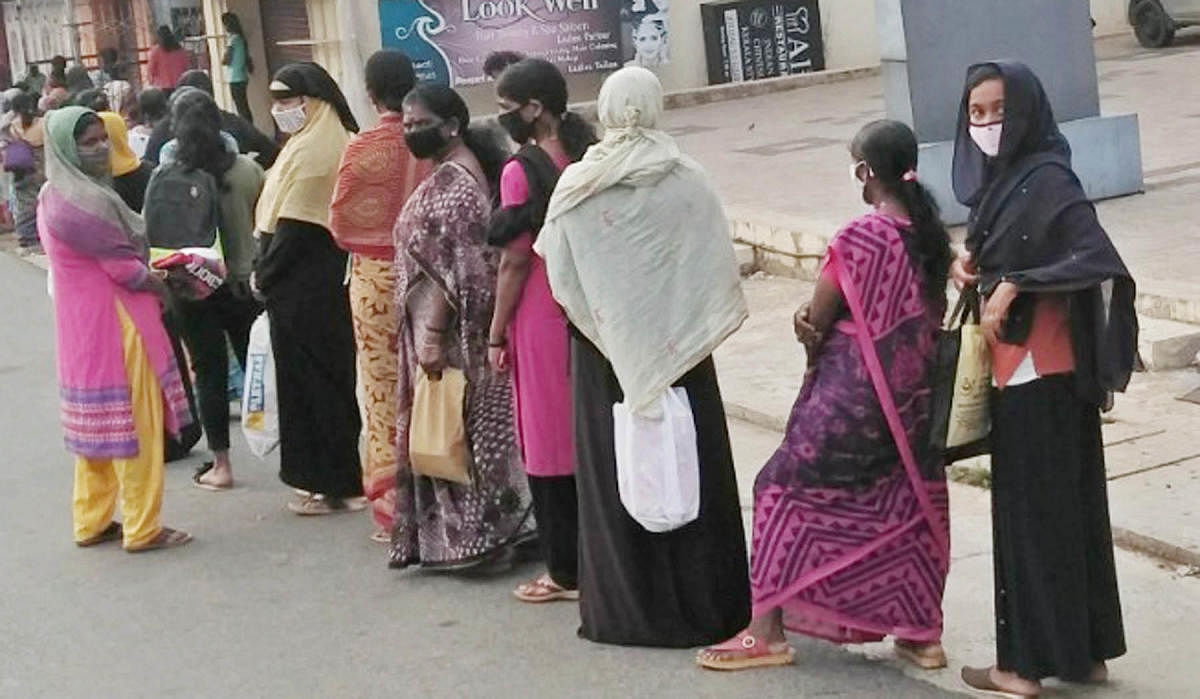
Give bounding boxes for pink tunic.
[500,152,574,477]
[42,228,190,458]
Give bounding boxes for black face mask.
[498,106,534,144]
[405,126,448,160]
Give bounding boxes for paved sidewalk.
[727,418,1200,698]
[664,34,1200,322]
[717,275,1200,566]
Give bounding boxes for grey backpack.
[144,162,220,250]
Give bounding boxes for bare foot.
[1087,662,1109,684]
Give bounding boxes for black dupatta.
[952,61,1138,403]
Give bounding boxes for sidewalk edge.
[571,65,881,120]
[725,398,1200,569]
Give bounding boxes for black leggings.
[176,286,260,452]
[528,474,580,589]
[229,81,253,123]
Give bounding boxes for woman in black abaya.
[951,61,1134,697]
[253,63,363,514]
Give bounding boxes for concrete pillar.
[875,0,1143,224]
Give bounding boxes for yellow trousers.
[72,301,165,549]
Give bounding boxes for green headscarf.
[41,106,147,257]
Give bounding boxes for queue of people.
[29,47,1136,698]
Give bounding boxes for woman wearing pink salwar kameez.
[487,58,597,603]
[40,106,193,552]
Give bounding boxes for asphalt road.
[0,251,958,698]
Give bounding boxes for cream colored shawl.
[255,99,351,234]
[535,67,747,415]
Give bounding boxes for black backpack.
[144,162,220,250]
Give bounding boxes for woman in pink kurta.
[487,58,598,602]
[40,106,193,552]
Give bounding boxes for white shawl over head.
[535,67,747,415]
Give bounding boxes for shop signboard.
[378,0,625,86]
[700,0,824,84]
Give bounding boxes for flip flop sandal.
[895,640,948,670]
[513,574,580,603]
[192,462,233,492]
[76,521,122,547]
[696,632,795,671]
[370,530,391,544]
[287,494,367,516]
[960,666,1040,698]
[126,527,193,553]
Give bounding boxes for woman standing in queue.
[487,58,597,603]
[98,111,154,212]
[536,67,751,647]
[698,120,952,672]
[952,62,1134,697]
[40,106,193,552]
[389,83,533,572]
[253,62,363,514]
[7,93,46,252]
[151,89,264,491]
[330,50,429,542]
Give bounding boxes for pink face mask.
[969,121,1003,157]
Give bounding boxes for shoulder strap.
[831,250,949,556]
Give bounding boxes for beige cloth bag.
[409,368,470,484]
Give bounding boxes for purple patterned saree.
[389,162,533,570]
[750,212,950,643]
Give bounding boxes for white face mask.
[271,103,306,134]
[969,121,1003,157]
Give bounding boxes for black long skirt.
[265,222,362,498]
[990,375,1126,682]
[572,334,751,648]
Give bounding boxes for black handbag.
[929,287,992,463]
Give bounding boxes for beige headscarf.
[535,67,747,416]
[543,66,680,224]
[254,99,352,234]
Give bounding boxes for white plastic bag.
[241,312,279,458]
[613,388,700,533]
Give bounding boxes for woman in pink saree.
[699,120,953,671]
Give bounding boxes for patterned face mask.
[271,103,307,134]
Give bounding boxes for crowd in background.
[11,32,1139,697]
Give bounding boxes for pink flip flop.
[696,632,795,671]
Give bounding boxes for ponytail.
[851,119,951,305]
[559,111,598,162]
[462,125,510,203]
[896,178,952,305]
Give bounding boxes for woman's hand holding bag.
[409,368,471,485]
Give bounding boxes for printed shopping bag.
[241,312,279,458]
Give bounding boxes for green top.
[218,154,265,282]
[225,34,248,84]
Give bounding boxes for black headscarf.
[270,62,359,134]
[952,61,1137,402]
